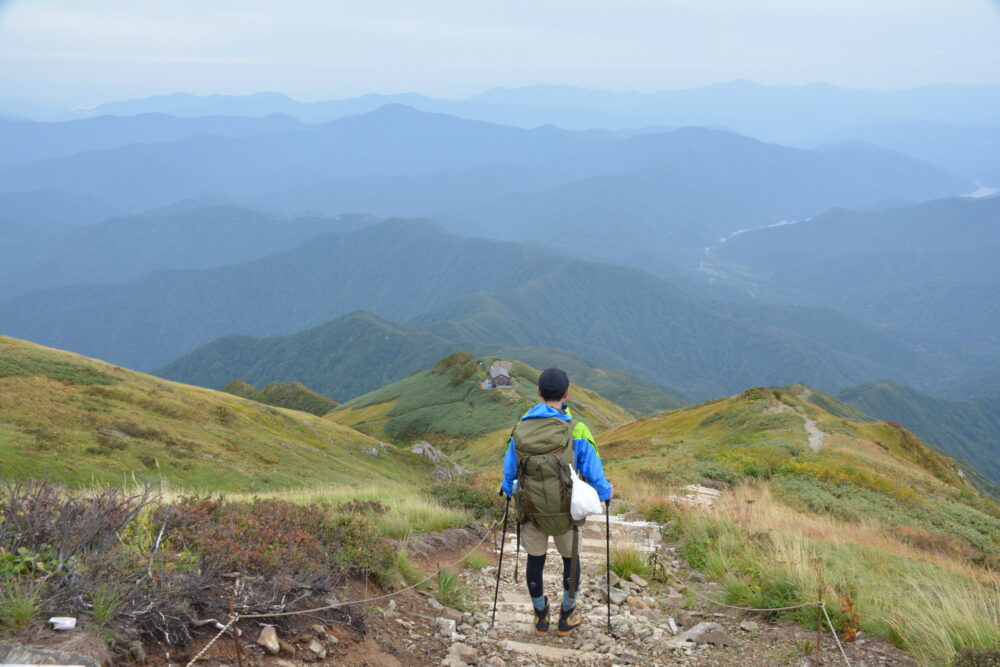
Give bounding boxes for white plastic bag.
[570,466,603,520]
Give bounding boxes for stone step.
[499,639,605,663]
[503,538,655,553]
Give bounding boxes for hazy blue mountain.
[91,91,306,118]
[2,106,971,248]
[84,82,1000,145]
[838,380,1000,490]
[444,127,972,272]
[0,105,611,212]
[155,310,686,414]
[1,218,944,398]
[90,90,630,130]
[0,206,376,298]
[0,190,118,227]
[468,81,1000,144]
[0,113,306,168]
[710,196,1000,348]
[0,191,121,274]
[823,122,1000,188]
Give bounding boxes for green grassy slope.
[0,335,434,490]
[602,385,1000,566]
[838,380,1000,496]
[600,385,1000,664]
[328,352,634,466]
[222,379,338,416]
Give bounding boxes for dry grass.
[674,484,1000,665]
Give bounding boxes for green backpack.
[511,416,584,537]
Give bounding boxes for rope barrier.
[821,601,852,666]
[184,520,497,665]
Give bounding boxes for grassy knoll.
[0,335,433,490]
[222,378,338,416]
[328,352,633,466]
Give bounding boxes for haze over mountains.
[2,80,998,489]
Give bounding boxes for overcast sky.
[2,0,999,107]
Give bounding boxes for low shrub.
[429,481,503,522]
[158,497,394,585]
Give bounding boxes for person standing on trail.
[501,367,613,637]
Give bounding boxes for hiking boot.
[533,597,550,635]
[556,605,582,636]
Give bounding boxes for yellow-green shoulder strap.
[571,420,598,455]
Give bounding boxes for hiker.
[501,367,613,636]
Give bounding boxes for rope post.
[813,557,824,666]
[228,599,244,667]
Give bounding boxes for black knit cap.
[538,367,570,401]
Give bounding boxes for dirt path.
[766,402,826,451]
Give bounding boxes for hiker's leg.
[552,529,580,611]
[526,553,547,606]
[520,521,549,611]
[561,556,581,610]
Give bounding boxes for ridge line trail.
[765,400,827,451]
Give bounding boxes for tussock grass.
[435,566,474,612]
[393,549,426,587]
[463,551,491,570]
[0,577,40,630]
[89,583,121,624]
[610,546,649,580]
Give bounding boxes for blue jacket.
[501,403,613,501]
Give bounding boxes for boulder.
[678,621,722,644]
[0,642,100,667]
[450,642,477,662]
[257,626,280,655]
[630,573,648,588]
[441,607,464,623]
[739,620,760,632]
[438,618,457,637]
[601,586,628,605]
[688,570,707,583]
[307,639,327,659]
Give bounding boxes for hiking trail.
[438,494,908,667]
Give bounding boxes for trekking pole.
[491,493,511,628]
[605,500,612,634]
[513,519,521,582]
[512,479,520,582]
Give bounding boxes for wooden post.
[813,558,824,666]
[228,599,244,667]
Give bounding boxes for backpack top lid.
[513,415,575,457]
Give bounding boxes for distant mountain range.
[1,218,959,400]
[1,105,972,272]
[0,205,375,298]
[822,121,1000,188]
[0,113,307,169]
[708,195,1000,382]
[11,81,999,146]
